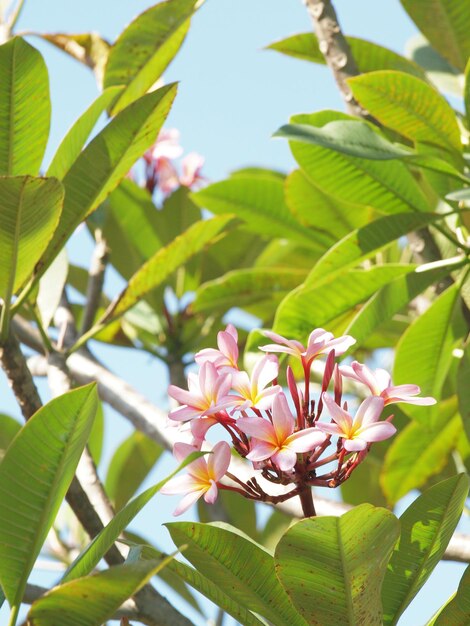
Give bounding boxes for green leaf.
[0,37,50,175]
[285,169,369,238]
[105,431,163,510]
[192,176,330,250]
[400,0,470,71]
[47,87,123,180]
[28,557,174,626]
[101,215,233,324]
[274,504,400,626]
[273,264,415,339]
[275,120,413,160]
[382,474,469,625]
[192,267,307,313]
[166,521,306,626]
[406,34,463,96]
[267,33,427,80]
[346,267,452,349]
[36,247,68,329]
[430,564,470,624]
[288,111,430,214]
[62,451,205,582]
[0,384,98,607]
[381,396,462,504]
[348,71,461,154]
[393,284,461,423]
[104,0,199,114]
[134,541,267,626]
[457,346,470,442]
[306,212,440,288]
[0,414,21,461]
[0,176,63,306]
[38,83,177,279]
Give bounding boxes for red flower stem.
[298,484,316,517]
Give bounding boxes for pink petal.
[190,416,218,441]
[207,441,231,480]
[375,368,392,391]
[285,428,326,452]
[173,488,206,516]
[203,479,218,504]
[354,396,385,428]
[246,438,277,462]
[169,405,202,422]
[194,347,222,365]
[343,439,368,452]
[258,344,300,357]
[338,365,362,384]
[200,361,218,396]
[252,354,279,392]
[168,385,201,408]
[160,474,199,495]
[271,392,295,442]
[315,422,343,437]
[237,417,276,443]
[357,421,397,443]
[255,385,282,410]
[351,362,381,395]
[322,393,353,432]
[232,371,251,397]
[272,448,298,472]
[217,330,239,366]
[173,442,199,463]
[322,334,355,356]
[225,324,238,341]
[213,372,233,399]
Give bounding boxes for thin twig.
[81,234,109,335]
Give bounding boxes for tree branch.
[303,0,367,117]
[81,234,108,335]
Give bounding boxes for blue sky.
[0,1,467,625]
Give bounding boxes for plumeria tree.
[0,0,470,625]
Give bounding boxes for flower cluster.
[162,325,435,515]
[143,128,205,195]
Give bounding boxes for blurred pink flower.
[168,361,234,422]
[339,361,436,406]
[146,128,183,161]
[155,157,180,194]
[161,441,231,516]
[180,152,205,188]
[195,324,239,372]
[260,328,355,367]
[237,392,326,471]
[231,354,281,411]
[318,393,396,452]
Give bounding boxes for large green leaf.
[348,71,461,154]
[428,564,470,624]
[104,0,199,114]
[192,267,307,313]
[306,212,440,288]
[105,431,163,510]
[100,214,233,325]
[288,111,430,214]
[457,346,470,442]
[0,384,98,608]
[381,397,462,504]
[400,0,470,71]
[38,83,177,280]
[192,176,330,250]
[382,474,469,625]
[166,521,306,626]
[62,451,204,582]
[267,33,427,80]
[407,34,463,97]
[273,264,415,339]
[346,268,453,349]
[0,414,21,461]
[28,557,174,626]
[285,169,369,238]
[47,87,123,180]
[0,176,63,306]
[393,284,462,423]
[274,504,399,626]
[0,37,50,176]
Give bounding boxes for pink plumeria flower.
[147,128,183,161]
[180,152,205,188]
[260,328,355,367]
[161,441,231,516]
[168,361,234,422]
[195,324,239,372]
[231,354,282,411]
[237,392,326,471]
[318,393,396,452]
[339,361,436,406]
